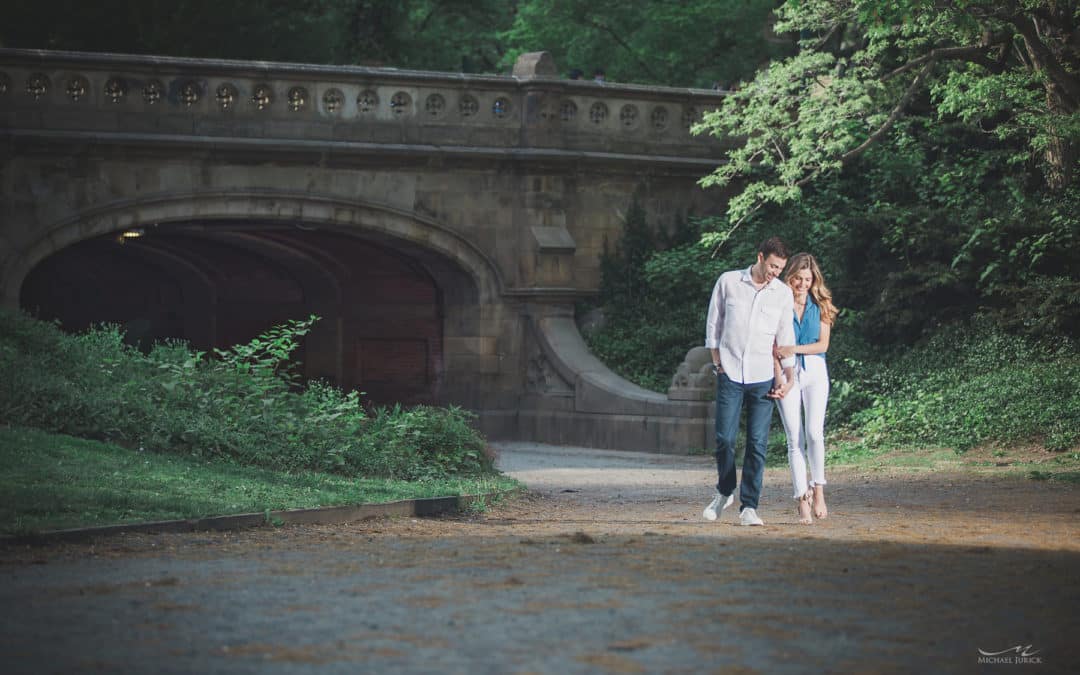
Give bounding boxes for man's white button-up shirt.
[705,266,797,384]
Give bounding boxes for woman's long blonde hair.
[784,253,838,325]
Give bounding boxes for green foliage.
[0,0,514,73]
[844,319,1080,452]
[0,308,493,480]
[698,0,1080,216]
[692,0,1080,341]
[2,0,787,86]
[732,119,1080,342]
[584,308,704,392]
[356,405,492,480]
[501,0,791,87]
[335,0,514,71]
[0,0,348,64]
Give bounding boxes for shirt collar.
[741,266,783,290]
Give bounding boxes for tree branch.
[789,59,938,185]
[1013,39,1032,70]
[811,23,842,52]
[725,57,939,220]
[832,36,1015,178]
[1011,16,1080,112]
[584,19,664,82]
[882,42,1007,82]
[713,200,767,255]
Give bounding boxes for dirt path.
[1,443,1078,674]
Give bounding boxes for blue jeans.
[714,373,774,511]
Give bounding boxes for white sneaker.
[702,492,734,521]
[739,507,764,526]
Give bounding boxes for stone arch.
[5,190,503,307]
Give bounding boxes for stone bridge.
[0,48,727,452]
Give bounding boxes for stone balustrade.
[0,48,728,161]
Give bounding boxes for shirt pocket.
[760,305,782,336]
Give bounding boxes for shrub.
[847,319,1079,452]
[348,405,493,480]
[0,308,493,480]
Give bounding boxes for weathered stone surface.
[668,346,718,401]
[512,52,559,79]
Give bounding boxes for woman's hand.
[773,344,796,359]
[768,376,793,399]
[769,380,794,399]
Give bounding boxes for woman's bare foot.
[812,485,828,519]
[797,492,812,525]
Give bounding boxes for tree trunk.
[1014,7,1080,190]
[1043,129,1073,191]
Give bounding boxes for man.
[702,237,796,526]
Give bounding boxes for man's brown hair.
[758,236,790,260]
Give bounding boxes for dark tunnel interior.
[20,223,447,405]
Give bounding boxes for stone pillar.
[512,52,558,78]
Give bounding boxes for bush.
[0,309,494,480]
[350,405,493,480]
[846,319,1080,452]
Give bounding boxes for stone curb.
[1,493,496,546]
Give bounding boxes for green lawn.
[707,427,1078,483]
[0,427,520,534]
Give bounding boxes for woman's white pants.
[777,356,829,499]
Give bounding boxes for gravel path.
[2,442,1078,674]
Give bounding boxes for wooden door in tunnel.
[19,226,445,407]
[308,232,443,406]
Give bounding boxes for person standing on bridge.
[702,237,796,526]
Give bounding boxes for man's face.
[757,253,787,282]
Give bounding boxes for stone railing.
[0,49,729,162]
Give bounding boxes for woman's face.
[788,268,813,297]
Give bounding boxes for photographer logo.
[977,645,1042,665]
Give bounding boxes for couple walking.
[701,237,837,526]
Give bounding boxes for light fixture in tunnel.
[116,228,145,244]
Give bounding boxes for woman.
[770,253,837,525]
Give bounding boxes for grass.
[703,424,1078,483]
[0,427,521,535]
[815,440,1080,481]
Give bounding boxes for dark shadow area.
[19,223,456,405]
[0,531,1076,672]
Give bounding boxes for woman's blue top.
[793,295,826,370]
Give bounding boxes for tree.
[336,0,512,72]
[692,1,1080,340]
[0,0,347,63]
[0,0,513,73]
[2,1,785,84]
[697,0,1080,228]
[500,0,792,87]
